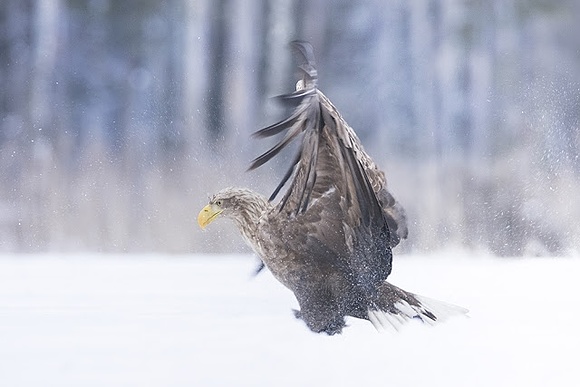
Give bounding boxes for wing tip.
[290,40,318,86]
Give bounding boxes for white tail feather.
[368,291,468,332]
[413,295,469,322]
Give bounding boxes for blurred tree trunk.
[205,0,228,148]
[407,0,445,250]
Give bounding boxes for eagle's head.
[197,187,270,230]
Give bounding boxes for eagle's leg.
[294,291,345,335]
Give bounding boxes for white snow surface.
[0,253,578,387]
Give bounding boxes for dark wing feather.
[248,119,304,171]
[250,82,323,214]
[252,103,308,139]
[250,42,407,247]
[291,40,318,86]
[251,41,405,290]
[318,91,408,248]
[267,150,302,202]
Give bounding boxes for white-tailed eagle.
[198,41,467,334]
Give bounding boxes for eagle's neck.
[230,191,272,253]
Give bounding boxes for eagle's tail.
[367,281,468,331]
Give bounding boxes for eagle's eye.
[216,200,223,207]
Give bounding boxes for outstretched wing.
[249,41,407,288]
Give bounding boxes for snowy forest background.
[1,0,579,255]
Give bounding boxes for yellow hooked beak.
[197,204,223,230]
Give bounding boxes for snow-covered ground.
[0,253,578,387]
